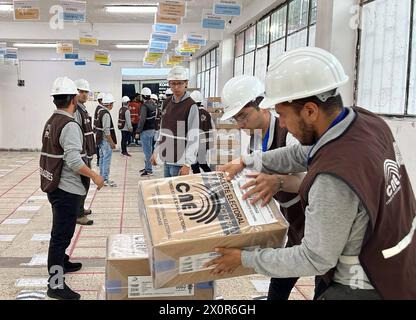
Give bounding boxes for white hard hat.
[141,87,152,96]
[158,94,165,100]
[97,92,106,100]
[221,75,265,120]
[102,93,115,104]
[190,90,203,103]
[259,47,349,109]
[167,66,189,81]
[74,79,90,92]
[165,88,173,95]
[51,77,79,96]
[150,94,158,101]
[122,96,130,103]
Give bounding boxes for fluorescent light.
[13,43,57,48]
[0,4,13,11]
[105,5,158,14]
[116,44,148,49]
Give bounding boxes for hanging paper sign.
[56,42,73,54]
[75,60,86,66]
[158,0,186,18]
[149,41,168,51]
[5,48,18,60]
[148,47,165,54]
[79,31,99,46]
[65,53,78,60]
[155,13,182,25]
[13,0,40,20]
[181,41,200,50]
[143,62,157,67]
[146,52,164,59]
[176,50,192,57]
[168,55,184,63]
[186,33,207,46]
[213,0,241,16]
[94,50,110,64]
[153,23,177,34]
[202,11,225,29]
[151,32,172,43]
[59,0,86,23]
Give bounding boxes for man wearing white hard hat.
[137,88,157,177]
[151,66,200,177]
[207,47,416,300]
[190,90,215,174]
[95,93,118,187]
[221,75,306,300]
[118,96,133,157]
[41,77,104,300]
[94,92,106,166]
[74,79,95,226]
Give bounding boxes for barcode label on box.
[128,276,194,298]
[179,252,221,274]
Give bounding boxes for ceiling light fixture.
[116,44,149,49]
[105,5,158,14]
[13,43,58,48]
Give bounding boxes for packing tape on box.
[105,280,122,293]
[196,281,214,289]
[155,260,176,272]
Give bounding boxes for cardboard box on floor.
[138,171,289,289]
[105,234,215,300]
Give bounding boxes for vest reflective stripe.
[159,132,187,140]
[278,195,301,208]
[382,215,416,259]
[95,127,115,131]
[84,132,94,136]
[339,255,360,265]
[40,152,64,159]
[146,116,156,120]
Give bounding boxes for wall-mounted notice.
[79,31,99,46]
[202,11,225,30]
[56,42,73,54]
[153,23,177,34]
[213,0,241,16]
[13,0,40,20]
[59,0,86,23]
[158,0,186,18]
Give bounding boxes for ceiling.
[0,0,252,23]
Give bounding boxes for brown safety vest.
[159,96,195,163]
[263,116,305,246]
[118,106,128,130]
[75,103,96,159]
[299,107,416,299]
[39,113,89,193]
[95,107,117,145]
[198,106,215,152]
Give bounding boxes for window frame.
[196,46,220,97]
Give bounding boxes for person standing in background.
[94,92,105,167]
[128,93,141,146]
[118,96,133,157]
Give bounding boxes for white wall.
[0,48,144,150]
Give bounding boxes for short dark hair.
[53,95,76,109]
[291,94,344,116]
[243,96,264,111]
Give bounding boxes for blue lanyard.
[262,127,270,152]
[307,108,348,165]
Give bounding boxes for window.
[234,0,317,78]
[196,47,219,98]
[357,0,414,116]
[407,1,416,115]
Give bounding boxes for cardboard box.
[105,234,215,300]
[207,107,224,114]
[138,171,289,289]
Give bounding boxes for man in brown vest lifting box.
[220,75,306,300]
[40,77,104,300]
[151,66,200,177]
[206,47,416,300]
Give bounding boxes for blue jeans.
[164,164,181,177]
[141,129,155,173]
[99,140,112,181]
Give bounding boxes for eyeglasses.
[169,81,186,87]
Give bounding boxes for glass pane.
[202,55,206,71]
[357,0,410,115]
[200,72,205,94]
[234,56,244,76]
[254,46,268,84]
[206,53,211,69]
[243,51,255,76]
[215,66,219,96]
[257,16,270,47]
[245,25,256,52]
[271,6,287,41]
[197,73,201,90]
[288,0,309,34]
[310,0,317,24]
[269,39,286,63]
[210,68,216,97]
[197,58,201,73]
[308,24,316,46]
[287,28,308,50]
[204,71,210,98]
[408,2,416,115]
[235,32,245,57]
[211,49,216,67]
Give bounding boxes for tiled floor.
[0,148,314,300]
